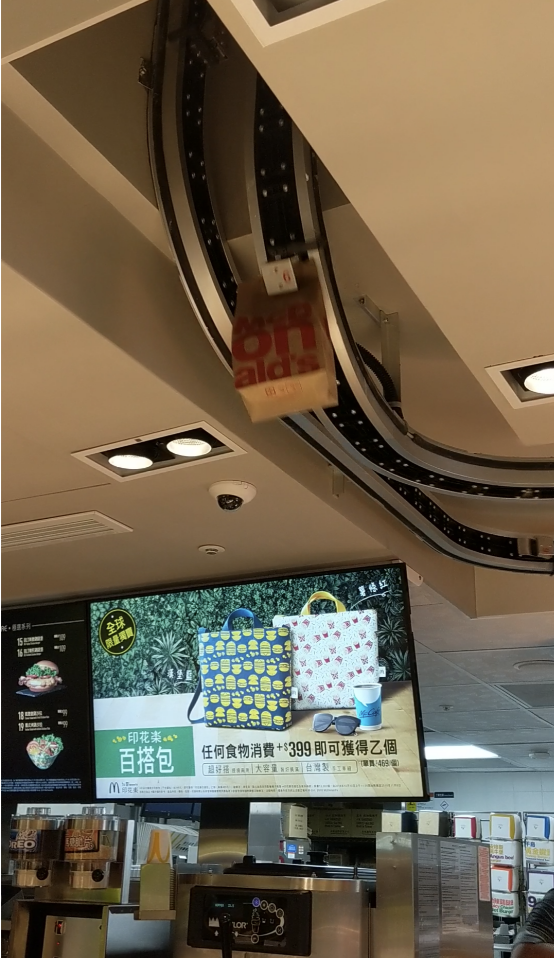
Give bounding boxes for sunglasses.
[312,713,361,736]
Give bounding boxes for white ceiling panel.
[455,728,554,746]
[412,603,554,653]
[442,647,554,684]
[416,654,475,688]
[420,684,516,713]
[426,759,520,772]
[424,708,549,733]
[493,745,554,771]
[531,709,554,727]
[408,583,444,608]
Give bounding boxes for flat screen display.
[1,602,94,801]
[91,564,427,800]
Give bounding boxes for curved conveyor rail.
[147,0,554,575]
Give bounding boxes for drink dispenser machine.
[63,807,120,890]
[9,810,63,888]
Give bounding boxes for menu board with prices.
[1,602,94,801]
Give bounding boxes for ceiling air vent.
[1,512,132,552]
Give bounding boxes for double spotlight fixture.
[72,424,244,480]
[108,432,214,471]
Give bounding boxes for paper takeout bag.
[232,260,338,422]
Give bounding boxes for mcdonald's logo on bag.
[232,261,337,422]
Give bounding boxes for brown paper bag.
[232,261,338,423]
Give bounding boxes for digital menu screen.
[91,564,427,800]
[1,602,94,801]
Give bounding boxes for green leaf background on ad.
[90,566,410,699]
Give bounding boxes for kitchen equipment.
[9,809,63,888]
[172,859,374,958]
[8,901,172,958]
[64,807,120,890]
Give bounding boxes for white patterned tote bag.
[273,591,378,710]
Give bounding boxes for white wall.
[424,771,554,813]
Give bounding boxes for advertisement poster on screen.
[91,564,427,799]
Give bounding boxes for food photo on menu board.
[92,564,427,800]
[1,602,94,800]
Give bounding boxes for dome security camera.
[209,481,257,512]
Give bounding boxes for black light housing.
[95,427,230,476]
[511,361,554,396]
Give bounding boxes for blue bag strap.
[187,679,205,725]
[223,608,263,630]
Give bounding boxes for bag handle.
[187,679,205,725]
[222,608,264,630]
[301,591,346,614]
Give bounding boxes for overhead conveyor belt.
[147,0,554,575]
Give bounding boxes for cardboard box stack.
[524,814,554,917]
[490,813,523,919]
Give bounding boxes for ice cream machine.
[173,866,371,958]
[171,833,493,958]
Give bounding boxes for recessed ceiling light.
[74,422,244,481]
[166,437,212,457]
[523,365,554,395]
[485,354,554,407]
[529,749,550,759]
[108,453,153,470]
[424,745,498,760]
[198,544,225,555]
[513,659,554,673]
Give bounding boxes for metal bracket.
[138,58,153,90]
[357,295,401,399]
[261,258,298,296]
[331,466,346,498]
[268,238,322,261]
[517,536,554,559]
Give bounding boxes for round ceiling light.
[514,659,554,672]
[166,437,212,458]
[523,365,554,395]
[108,453,153,470]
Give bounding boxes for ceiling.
[1,1,553,638]
[207,0,554,449]
[1,263,389,602]
[411,581,554,772]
